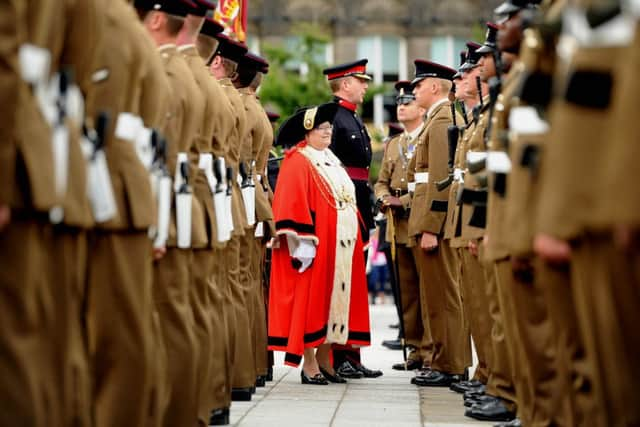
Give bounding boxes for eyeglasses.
[315,125,333,132]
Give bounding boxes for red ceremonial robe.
[267,142,371,367]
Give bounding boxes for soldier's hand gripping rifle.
[436,101,460,192]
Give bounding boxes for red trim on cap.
[327,65,367,80]
[338,98,357,112]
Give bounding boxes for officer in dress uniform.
[84,1,172,425]
[534,1,640,425]
[235,52,274,390]
[374,81,431,372]
[207,32,257,404]
[444,42,496,398]
[136,1,210,425]
[322,59,383,379]
[406,60,469,388]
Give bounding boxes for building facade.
[247,0,501,128]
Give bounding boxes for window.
[430,36,467,68]
[357,36,405,123]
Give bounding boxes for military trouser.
[536,257,597,427]
[47,226,92,427]
[397,243,432,363]
[206,248,230,413]
[415,239,468,374]
[0,217,54,427]
[251,236,269,378]
[228,234,256,389]
[86,230,156,427]
[510,256,557,427]
[571,232,640,427]
[191,248,216,425]
[483,255,517,412]
[460,247,493,384]
[153,248,199,427]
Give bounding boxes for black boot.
[231,388,252,401]
[465,399,515,422]
[210,407,230,426]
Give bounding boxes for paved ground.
[227,303,493,427]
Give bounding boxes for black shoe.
[465,399,515,422]
[451,368,469,382]
[335,361,364,379]
[464,394,499,407]
[381,339,402,350]
[210,407,230,426]
[231,388,252,401]
[319,366,347,383]
[256,376,266,387]
[300,370,329,385]
[389,323,400,329]
[413,370,456,387]
[464,389,486,400]
[266,366,273,382]
[410,367,432,384]
[494,418,522,427]
[450,380,485,394]
[351,361,383,378]
[392,359,422,371]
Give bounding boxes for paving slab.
[225,303,493,427]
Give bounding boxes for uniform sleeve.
[210,81,232,158]
[373,139,396,200]
[63,0,100,103]
[272,151,318,244]
[421,116,451,235]
[138,34,169,129]
[0,0,23,204]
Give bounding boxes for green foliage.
[259,26,333,125]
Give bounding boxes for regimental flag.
[214,0,248,42]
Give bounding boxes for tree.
[259,25,333,126]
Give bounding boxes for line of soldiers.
[375,0,639,425]
[0,1,280,426]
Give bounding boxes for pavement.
[226,302,494,427]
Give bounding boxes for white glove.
[287,235,317,273]
[296,256,314,273]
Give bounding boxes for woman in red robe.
[268,103,371,385]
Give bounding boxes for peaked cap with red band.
[134,0,197,17]
[214,33,248,62]
[200,17,224,37]
[477,22,500,54]
[323,59,372,81]
[190,0,215,16]
[411,60,457,85]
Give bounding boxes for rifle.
[435,101,460,192]
[460,102,469,127]
[472,76,484,124]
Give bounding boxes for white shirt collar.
[404,122,425,142]
[426,97,449,119]
[177,44,196,53]
[157,43,176,52]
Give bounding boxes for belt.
[459,188,488,205]
[391,188,409,197]
[345,166,369,181]
[415,172,429,184]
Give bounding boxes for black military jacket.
[329,96,374,241]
